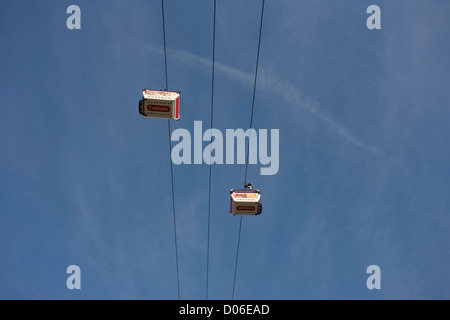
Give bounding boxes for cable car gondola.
[139,89,180,120]
[230,183,262,216]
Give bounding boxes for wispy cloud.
[146,43,384,156]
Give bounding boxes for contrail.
[147,44,383,156]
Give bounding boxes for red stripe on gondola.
[175,97,180,119]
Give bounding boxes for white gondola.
[139,89,180,120]
[230,187,262,216]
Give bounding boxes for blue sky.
[1,0,450,299]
